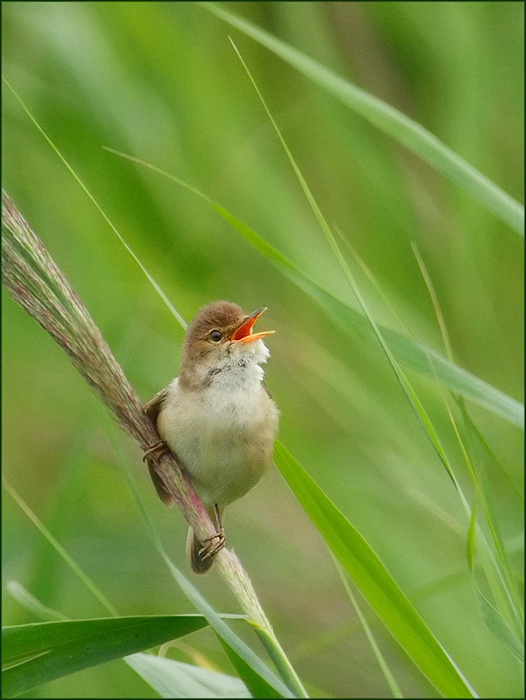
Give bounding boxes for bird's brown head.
[179,301,274,390]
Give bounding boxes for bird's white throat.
[197,338,270,393]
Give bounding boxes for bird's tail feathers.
[186,527,215,574]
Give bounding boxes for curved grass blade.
[2,615,209,698]
[215,634,285,699]
[6,581,68,623]
[125,653,251,699]
[6,579,264,698]
[2,478,119,618]
[273,441,477,699]
[472,591,524,664]
[331,555,403,698]
[2,75,187,330]
[201,2,524,236]
[467,502,524,663]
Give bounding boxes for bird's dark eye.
[209,330,222,342]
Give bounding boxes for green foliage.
[273,442,474,697]
[2,616,210,697]
[124,653,251,699]
[3,2,523,698]
[204,2,524,235]
[2,200,300,698]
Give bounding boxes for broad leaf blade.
[2,615,209,698]
[273,442,477,698]
[125,652,251,699]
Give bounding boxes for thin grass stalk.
[1,190,307,698]
[330,553,403,699]
[3,478,120,618]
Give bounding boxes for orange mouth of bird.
[230,307,275,344]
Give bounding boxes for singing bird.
[144,301,279,573]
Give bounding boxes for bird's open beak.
[230,307,275,344]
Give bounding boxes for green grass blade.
[453,403,524,637]
[467,502,477,571]
[472,593,524,664]
[467,501,524,663]
[273,441,477,698]
[202,2,524,235]
[2,75,187,330]
[411,244,524,643]
[1,615,209,698]
[459,405,524,629]
[2,479,119,618]
[6,582,68,623]
[215,635,285,699]
[105,149,523,429]
[6,578,259,698]
[331,556,404,698]
[147,534,292,699]
[125,653,251,699]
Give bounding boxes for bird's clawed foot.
[142,440,171,462]
[198,531,226,560]
[198,504,225,560]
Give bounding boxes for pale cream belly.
[187,427,272,506]
[157,381,278,507]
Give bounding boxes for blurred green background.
[2,2,523,697]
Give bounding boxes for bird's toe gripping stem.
[142,440,171,462]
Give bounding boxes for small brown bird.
[144,301,279,573]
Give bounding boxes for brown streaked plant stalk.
[1,190,307,697]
